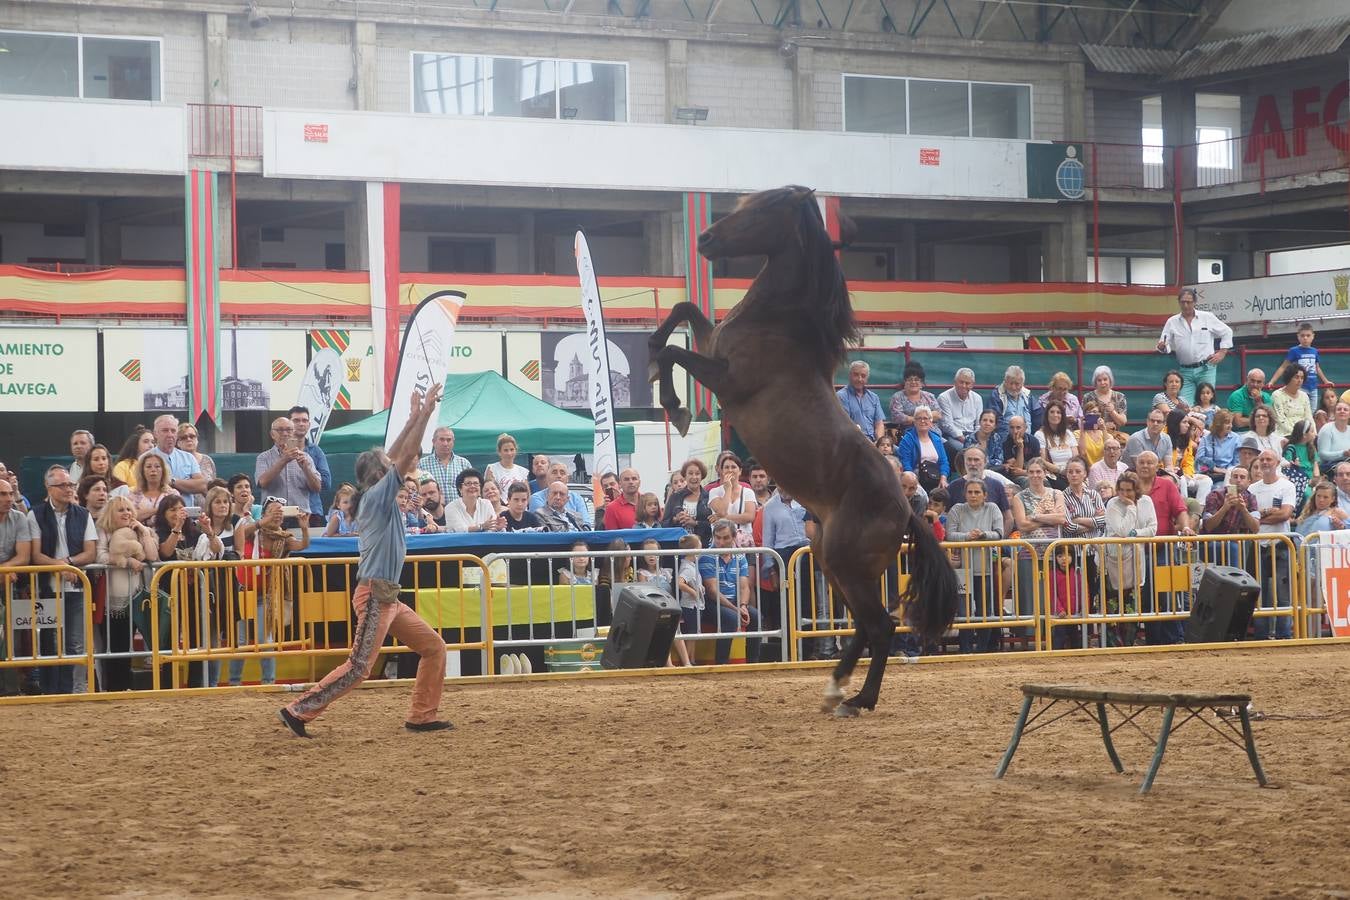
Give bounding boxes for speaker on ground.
[601,585,683,669]
[1184,565,1259,643]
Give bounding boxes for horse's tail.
[900,515,959,642]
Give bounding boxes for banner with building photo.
[1192,268,1350,326]
[0,328,98,412]
[538,330,653,410]
[103,328,304,412]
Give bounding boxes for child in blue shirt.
[1272,322,1332,401]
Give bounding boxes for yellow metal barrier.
[0,565,95,692]
[147,554,493,690]
[785,539,1043,657]
[1040,533,1305,647]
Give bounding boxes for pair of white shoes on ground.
[498,653,533,675]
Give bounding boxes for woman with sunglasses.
[280,384,452,737]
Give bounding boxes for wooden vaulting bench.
[994,683,1269,795]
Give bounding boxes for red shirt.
[603,494,637,530]
[1145,476,1186,536]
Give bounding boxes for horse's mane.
[792,190,859,369]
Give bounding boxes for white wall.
[0,97,184,174]
[1268,244,1350,275]
[265,107,1034,199]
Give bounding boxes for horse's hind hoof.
[821,678,845,714]
[833,703,861,719]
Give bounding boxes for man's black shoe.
[278,707,310,738]
[404,720,453,733]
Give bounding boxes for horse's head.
[697,185,819,260]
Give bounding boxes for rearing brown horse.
[648,185,957,716]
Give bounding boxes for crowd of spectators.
[4,298,1349,691]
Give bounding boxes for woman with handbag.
[228,496,310,687]
[94,496,162,692]
[898,405,949,491]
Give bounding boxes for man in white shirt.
[1156,287,1234,406]
[1245,451,1294,640]
[937,367,983,466]
[150,414,207,507]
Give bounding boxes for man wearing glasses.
[27,466,96,694]
[255,417,322,524]
[1124,410,1174,471]
[1156,287,1233,406]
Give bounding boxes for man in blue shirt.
[150,414,206,506]
[837,360,885,440]
[698,519,762,665]
[528,459,590,522]
[290,406,332,526]
[280,383,451,738]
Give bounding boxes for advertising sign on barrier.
[1313,532,1350,638]
[8,596,58,632]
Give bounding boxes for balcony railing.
[188,103,263,160]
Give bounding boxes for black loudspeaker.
[601,585,683,669]
[1184,565,1259,643]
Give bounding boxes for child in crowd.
[924,488,948,541]
[1271,322,1331,402]
[324,483,357,536]
[1282,419,1317,507]
[636,538,688,665]
[1048,544,1084,650]
[557,540,594,585]
[674,534,704,665]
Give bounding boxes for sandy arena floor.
[1,646,1348,898]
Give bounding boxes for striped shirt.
[419,452,472,502]
[1062,486,1106,538]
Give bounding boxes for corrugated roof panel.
[1166,14,1350,81]
[1080,45,1180,76]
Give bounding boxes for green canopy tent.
[319,370,634,455]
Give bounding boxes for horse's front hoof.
[833,703,861,719]
[672,408,692,437]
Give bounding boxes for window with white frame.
[843,75,1031,139]
[0,31,160,101]
[1140,126,1234,168]
[413,52,626,122]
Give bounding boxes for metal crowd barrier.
[0,565,96,694]
[1041,533,1304,650]
[479,546,790,671]
[146,554,493,689]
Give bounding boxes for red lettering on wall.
[1245,94,1289,163]
[1290,86,1321,156]
[1325,80,1350,152]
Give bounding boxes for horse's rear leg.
[832,578,895,718]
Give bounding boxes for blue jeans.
[228,600,277,685]
[1179,363,1215,406]
[38,592,87,695]
[701,601,762,665]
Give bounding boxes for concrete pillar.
[665,39,688,123]
[344,187,370,272]
[1064,205,1088,282]
[895,223,918,280]
[1161,84,1197,190]
[1063,61,1086,140]
[1164,225,1198,286]
[791,46,816,130]
[354,21,378,111]
[215,176,235,269]
[204,13,229,104]
[84,200,100,265]
[518,211,536,274]
[644,210,678,277]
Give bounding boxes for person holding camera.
[254,417,321,524]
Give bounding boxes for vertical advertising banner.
[384,291,466,454]
[575,231,617,482]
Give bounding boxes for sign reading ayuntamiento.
[0,329,98,411]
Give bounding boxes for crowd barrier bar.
[786,539,1043,657]
[147,554,493,690]
[479,546,791,672]
[0,565,96,690]
[1040,533,1305,647]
